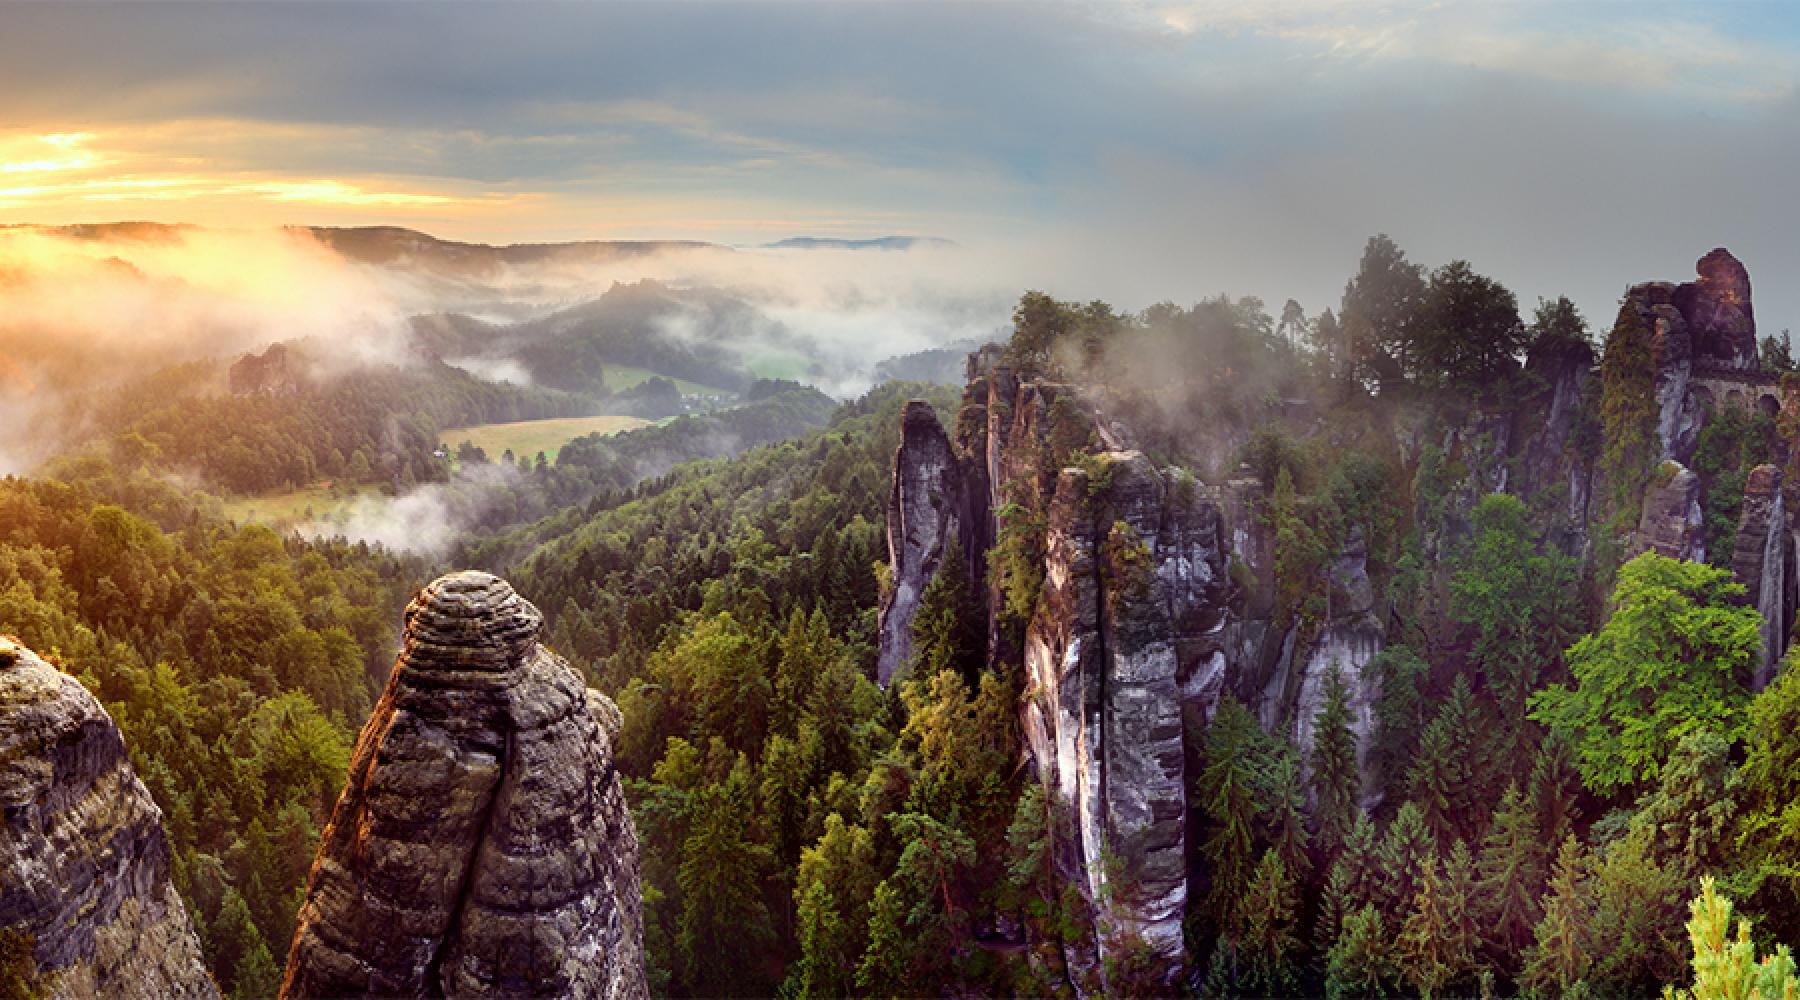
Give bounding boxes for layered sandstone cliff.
[281,571,646,1000]
[0,637,217,1000]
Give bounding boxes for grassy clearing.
[441,414,652,462]
[222,483,380,527]
[599,365,730,397]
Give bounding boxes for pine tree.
[1325,904,1391,1000]
[1475,783,1546,973]
[1199,696,1266,931]
[792,879,848,998]
[1405,675,1482,846]
[1317,813,1382,956]
[1379,801,1436,922]
[1442,840,1481,987]
[1398,854,1457,999]
[1530,736,1582,849]
[1241,849,1302,996]
[1522,837,1595,997]
[1310,666,1363,865]
[856,880,911,995]
[676,771,776,995]
[1665,877,1800,1000]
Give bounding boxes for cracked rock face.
[0,637,217,1000]
[1632,463,1706,563]
[281,571,646,1000]
[1732,465,1793,691]
[1022,452,1210,992]
[876,401,973,686]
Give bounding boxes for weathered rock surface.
[1289,528,1385,809]
[1632,462,1706,563]
[0,637,217,1000]
[1732,465,1792,690]
[1021,452,1217,992]
[281,571,646,1000]
[1625,249,1761,461]
[876,401,977,685]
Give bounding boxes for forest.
[5,236,1800,1000]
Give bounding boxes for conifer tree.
[1529,736,1582,851]
[1522,837,1595,997]
[1475,783,1546,972]
[1326,904,1391,1000]
[1241,849,1303,996]
[1442,839,1481,985]
[1665,877,1800,1000]
[1398,855,1458,999]
[1317,812,1383,956]
[1379,801,1436,921]
[1406,675,1482,845]
[1310,666,1363,865]
[856,880,911,995]
[1199,696,1266,928]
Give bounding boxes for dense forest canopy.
[5,233,1800,999]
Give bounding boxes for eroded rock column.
[281,571,646,1000]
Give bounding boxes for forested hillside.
[8,238,1800,1000]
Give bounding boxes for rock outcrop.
[1631,462,1706,563]
[0,637,217,1000]
[876,401,980,685]
[1732,465,1792,690]
[281,571,646,1000]
[1020,453,1224,990]
[1625,248,1760,461]
[1289,528,1385,808]
[228,343,303,397]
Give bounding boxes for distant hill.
[762,235,954,251]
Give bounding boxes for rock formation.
[1631,462,1706,563]
[876,401,979,685]
[1020,453,1223,990]
[1732,465,1792,690]
[0,636,217,1000]
[1290,528,1385,808]
[228,343,303,397]
[1625,248,1760,461]
[281,571,646,1000]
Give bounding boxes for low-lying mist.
[0,222,1018,472]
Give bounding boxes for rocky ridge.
[0,636,217,1000]
[281,571,646,1000]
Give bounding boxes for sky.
[4,1,1800,331]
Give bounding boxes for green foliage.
[1268,466,1330,628]
[1692,406,1777,569]
[1740,658,1800,941]
[1379,802,1437,922]
[1397,853,1475,999]
[1339,234,1426,390]
[1241,850,1303,995]
[1474,784,1546,972]
[1327,904,1392,1000]
[1599,302,1660,513]
[1406,675,1485,846]
[990,501,1048,629]
[1414,258,1528,390]
[1310,667,1363,864]
[1531,553,1759,798]
[677,762,776,997]
[1370,645,1430,806]
[1664,878,1800,1000]
[1523,837,1596,998]
[1452,492,1582,765]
